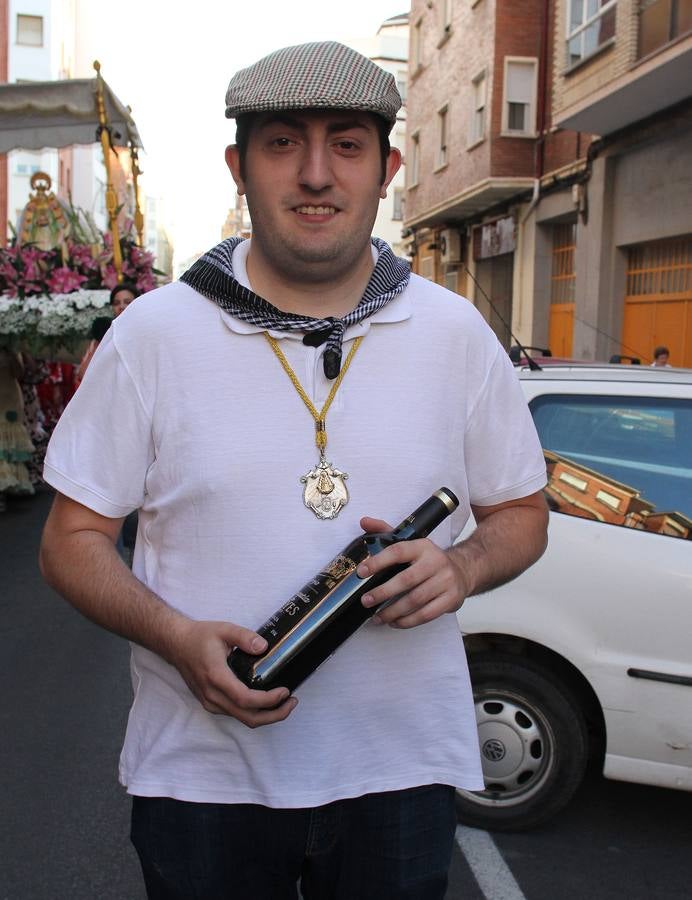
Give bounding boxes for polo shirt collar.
[218,238,412,339]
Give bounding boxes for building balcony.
[404,176,535,230]
[554,33,692,136]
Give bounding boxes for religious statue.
[16,171,71,251]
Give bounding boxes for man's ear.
[380,147,402,200]
[225,145,245,195]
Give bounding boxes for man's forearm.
[40,512,299,725]
[39,528,189,665]
[449,499,549,599]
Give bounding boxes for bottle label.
[257,554,358,643]
[323,554,357,580]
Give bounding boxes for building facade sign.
[475,215,516,260]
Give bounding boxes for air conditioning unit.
[439,228,462,264]
[402,235,417,258]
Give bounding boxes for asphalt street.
[1,489,143,900]
[2,490,691,899]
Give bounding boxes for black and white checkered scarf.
[180,236,410,378]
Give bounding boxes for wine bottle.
[228,487,459,693]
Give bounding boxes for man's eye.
[336,140,358,151]
[272,137,294,147]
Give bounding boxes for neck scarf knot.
[180,236,410,378]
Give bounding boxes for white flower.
[2,287,114,341]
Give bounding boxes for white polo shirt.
[44,241,546,807]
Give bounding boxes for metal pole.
[93,60,123,281]
[129,134,145,248]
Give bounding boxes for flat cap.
[225,41,401,131]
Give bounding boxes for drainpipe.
[522,0,550,224]
[536,0,550,182]
[516,0,551,339]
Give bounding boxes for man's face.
[654,352,669,366]
[226,110,401,286]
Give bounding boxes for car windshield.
[530,394,692,538]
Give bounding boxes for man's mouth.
[294,205,338,216]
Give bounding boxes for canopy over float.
[0,62,144,278]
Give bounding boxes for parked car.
[456,363,692,831]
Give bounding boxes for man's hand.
[356,490,548,629]
[166,618,298,727]
[357,517,468,628]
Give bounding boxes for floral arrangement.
[0,205,162,352]
[0,288,112,347]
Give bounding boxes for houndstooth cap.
[225,41,401,131]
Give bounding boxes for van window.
[530,395,692,539]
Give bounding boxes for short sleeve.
[464,347,547,506]
[43,328,155,518]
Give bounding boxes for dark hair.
[110,281,140,306]
[90,316,113,342]
[234,112,391,183]
[653,345,670,358]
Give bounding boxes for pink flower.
[130,246,155,268]
[68,242,99,272]
[23,280,45,295]
[46,266,87,294]
[16,245,50,282]
[136,271,156,294]
[101,265,119,289]
[0,261,18,280]
[23,260,41,281]
[0,213,160,302]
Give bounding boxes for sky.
[79,0,407,267]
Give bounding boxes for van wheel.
[456,653,588,832]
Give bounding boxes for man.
[40,42,548,899]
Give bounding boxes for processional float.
[0,61,144,279]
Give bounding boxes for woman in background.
[109,281,140,317]
[75,282,140,386]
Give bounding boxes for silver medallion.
[301,457,349,520]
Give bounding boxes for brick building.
[0,0,165,257]
[0,0,8,245]
[404,0,692,366]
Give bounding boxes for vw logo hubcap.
[482,738,506,761]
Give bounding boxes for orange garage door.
[548,223,576,357]
[622,236,692,367]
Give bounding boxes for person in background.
[76,283,141,387]
[110,281,140,317]
[651,345,671,367]
[19,352,49,488]
[39,41,548,900]
[35,360,75,435]
[0,348,34,512]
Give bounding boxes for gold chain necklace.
[264,332,364,519]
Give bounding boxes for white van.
[457,364,692,831]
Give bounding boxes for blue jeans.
[130,784,457,900]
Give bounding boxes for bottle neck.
[391,488,459,541]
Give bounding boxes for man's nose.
[298,143,333,192]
